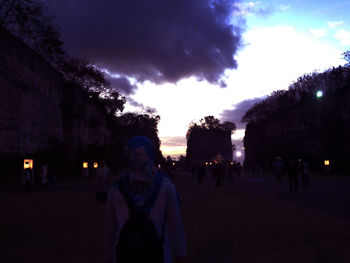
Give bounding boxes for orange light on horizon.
[324,160,330,166]
[93,162,98,168]
[24,159,33,169]
[83,162,88,168]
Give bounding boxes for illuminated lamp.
[205,162,208,165]
[324,160,330,166]
[172,162,175,166]
[83,162,88,168]
[316,90,323,98]
[24,159,33,169]
[93,162,98,168]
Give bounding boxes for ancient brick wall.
[0,27,64,156]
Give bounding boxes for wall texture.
[0,26,64,156]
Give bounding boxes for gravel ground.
[1,170,350,263]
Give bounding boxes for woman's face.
[127,146,153,177]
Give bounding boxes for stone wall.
[0,27,163,179]
[0,27,111,175]
[0,26,64,157]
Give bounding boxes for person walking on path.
[196,163,206,185]
[107,136,186,263]
[273,156,284,193]
[287,159,298,193]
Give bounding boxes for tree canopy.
[0,0,126,115]
[242,62,350,124]
[187,115,236,139]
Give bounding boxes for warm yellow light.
[94,162,98,168]
[324,160,330,166]
[205,162,208,165]
[24,159,33,169]
[83,162,88,168]
[172,162,175,166]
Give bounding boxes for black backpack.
[115,173,165,263]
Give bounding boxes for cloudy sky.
[46,0,349,159]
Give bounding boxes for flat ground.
[1,170,350,263]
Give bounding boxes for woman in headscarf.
[107,136,186,263]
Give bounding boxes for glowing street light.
[316,90,323,98]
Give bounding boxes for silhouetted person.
[287,160,298,193]
[23,168,33,190]
[213,162,224,187]
[107,136,186,263]
[197,163,206,185]
[235,162,242,181]
[227,163,234,184]
[273,156,284,193]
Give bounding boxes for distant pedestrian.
[197,163,206,185]
[227,162,234,184]
[235,162,242,181]
[213,162,224,187]
[273,156,284,193]
[100,161,112,192]
[287,160,298,193]
[23,168,33,190]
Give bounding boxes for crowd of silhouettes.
[273,156,310,193]
[192,160,243,187]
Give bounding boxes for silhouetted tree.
[343,51,350,67]
[187,115,236,138]
[0,0,126,115]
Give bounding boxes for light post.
[236,151,242,164]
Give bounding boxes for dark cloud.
[127,98,157,113]
[109,76,138,96]
[220,98,263,130]
[46,0,244,85]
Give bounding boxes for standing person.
[107,136,186,263]
[23,168,33,190]
[100,161,112,192]
[301,160,310,189]
[213,161,224,187]
[273,156,284,193]
[235,162,242,181]
[287,159,298,193]
[227,162,234,184]
[96,161,112,204]
[196,163,206,185]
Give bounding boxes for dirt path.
[1,171,350,263]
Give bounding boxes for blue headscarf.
[119,136,163,208]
